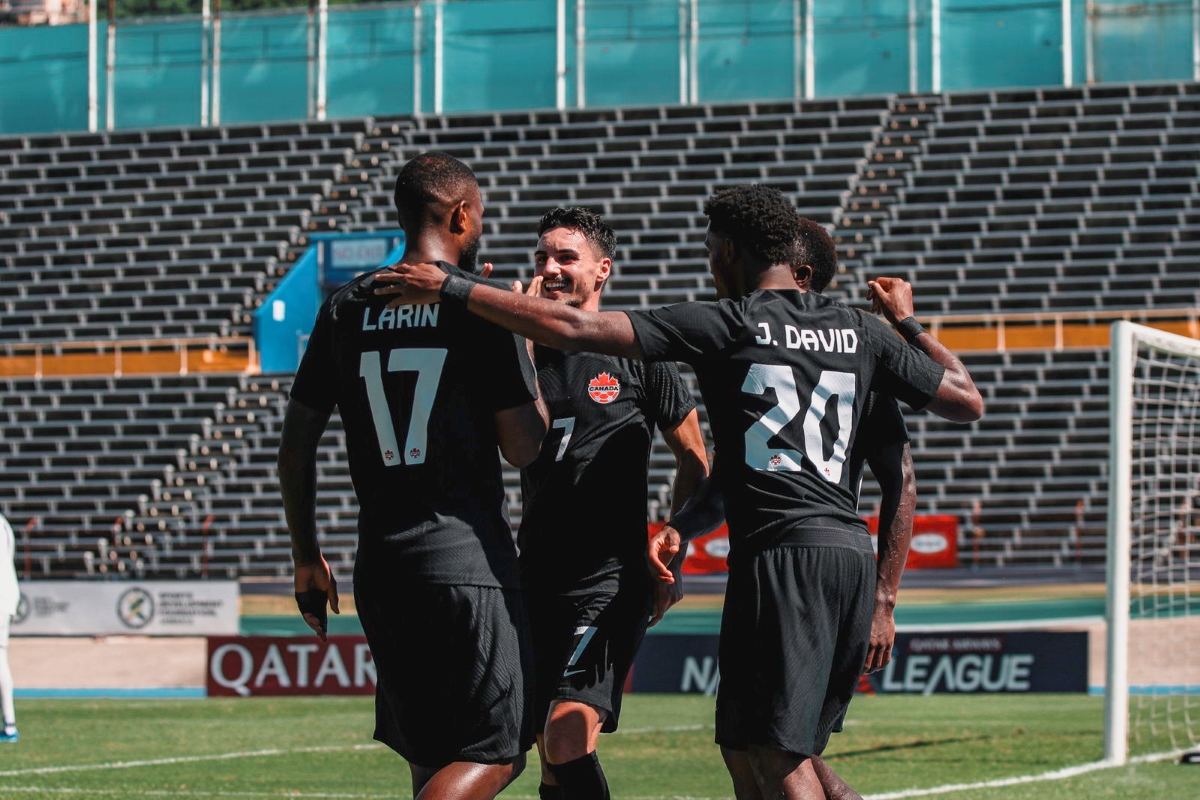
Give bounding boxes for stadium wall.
[2,0,1197,135]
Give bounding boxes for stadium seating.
[839,83,1200,314]
[3,83,1199,576]
[0,121,368,343]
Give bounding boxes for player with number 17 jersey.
[291,267,537,587]
[289,265,539,771]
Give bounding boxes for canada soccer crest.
[588,372,621,404]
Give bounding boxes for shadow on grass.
[827,733,995,760]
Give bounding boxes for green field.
[0,694,1195,799]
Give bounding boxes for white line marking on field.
[0,743,384,777]
[0,723,710,780]
[617,723,712,734]
[863,749,1187,799]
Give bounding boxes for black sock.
[539,782,566,800]
[547,751,609,800]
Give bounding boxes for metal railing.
[65,0,1200,134]
[0,336,259,378]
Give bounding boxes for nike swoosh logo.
[563,669,586,677]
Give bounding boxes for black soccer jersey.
[290,268,538,588]
[626,289,943,560]
[518,347,695,593]
[846,391,910,499]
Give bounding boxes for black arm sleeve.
[859,392,910,451]
[625,301,742,363]
[859,312,946,410]
[644,360,697,431]
[475,317,540,413]
[289,297,338,414]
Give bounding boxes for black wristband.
[895,316,925,343]
[295,588,328,634]
[440,274,474,307]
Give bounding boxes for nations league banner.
[12,581,239,636]
[207,636,376,697]
[627,631,1087,696]
[868,631,1088,694]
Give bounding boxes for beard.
[459,237,481,274]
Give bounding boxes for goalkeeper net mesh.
[1107,321,1200,763]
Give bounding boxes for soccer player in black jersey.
[375,184,983,800]
[278,152,548,800]
[514,207,709,800]
[654,217,916,800]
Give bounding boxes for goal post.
[1105,320,1200,766]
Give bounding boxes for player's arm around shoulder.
[376,262,645,358]
[867,277,984,424]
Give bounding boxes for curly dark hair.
[393,152,478,222]
[794,217,838,293]
[703,185,801,265]
[537,206,618,260]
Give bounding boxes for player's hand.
[647,525,682,583]
[649,572,683,628]
[866,277,916,326]
[479,262,494,279]
[863,603,895,674]
[509,276,542,360]
[373,261,448,307]
[293,554,340,642]
[511,275,543,294]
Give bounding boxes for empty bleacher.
[839,83,1200,314]
[3,83,1199,577]
[0,120,369,344]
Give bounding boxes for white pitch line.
[863,748,1187,799]
[0,743,383,777]
[0,723,711,780]
[617,723,712,734]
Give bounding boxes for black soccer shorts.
[526,577,653,734]
[715,540,876,758]
[354,577,535,767]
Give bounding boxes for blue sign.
[317,231,405,289]
[626,631,1088,695]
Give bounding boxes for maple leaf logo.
[409,448,421,460]
[384,450,395,461]
[588,372,621,404]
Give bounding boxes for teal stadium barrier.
[1,0,1197,135]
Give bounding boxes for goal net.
[1105,321,1200,765]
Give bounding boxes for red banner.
[207,636,375,697]
[867,514,959,569]
[652,515,959,574]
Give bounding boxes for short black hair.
[703,185,801,265]
[537,206,618,260]
[795,217,838,293]
[393,152,478,222]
